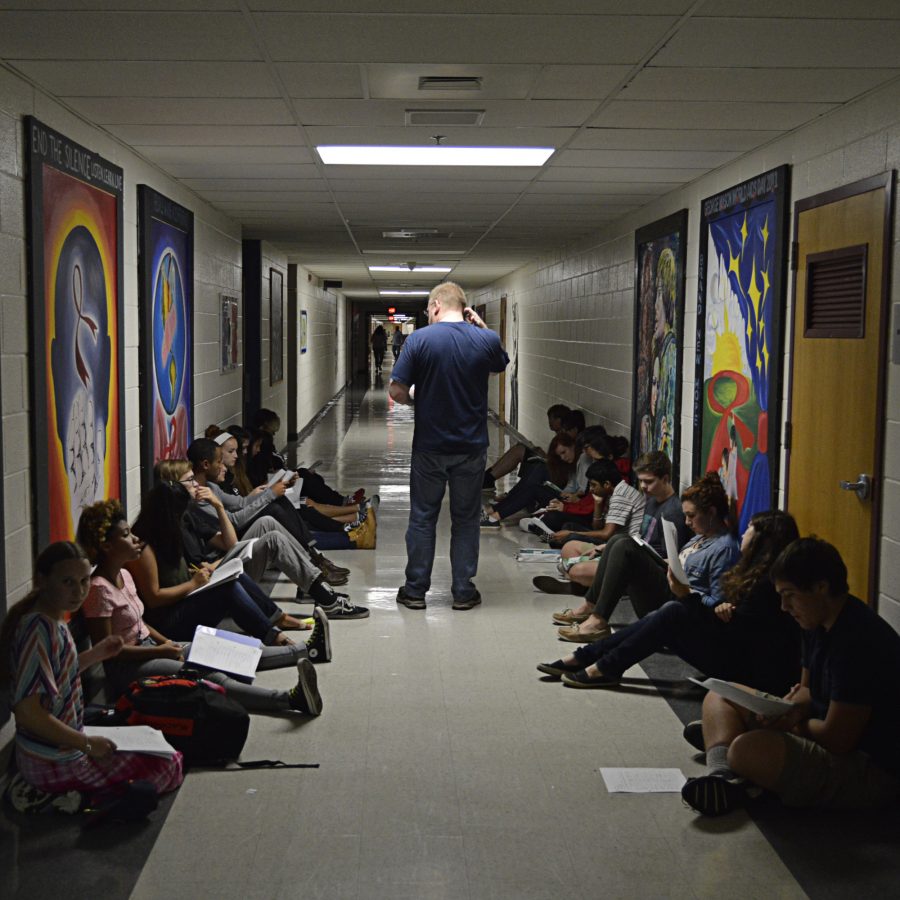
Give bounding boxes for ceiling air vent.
[381,228,447,240]
[405,109,485,126]
[804,244,868,339]
[418,76,483,91]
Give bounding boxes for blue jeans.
[404,449,486,600]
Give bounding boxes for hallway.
[128,383,803,900]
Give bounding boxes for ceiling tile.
[134,145,314,165]
[64,97,292,125]
[365,63,539,100]
[539,166,700,183]
[0,11,258,60]
[552,148,740,168]
[276,63,365,98]
[653,17,900,68]
[12,61,277,97]
[589,99,838,131]
[108,125,305,146]
[627,67,900,103]
[255,13,676,64]
[700,1,900,19]
[569,128,780,151]
[304,123,574,146]
[531,65,634,100]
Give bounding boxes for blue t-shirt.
[391,321,508,454]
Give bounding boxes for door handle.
[839,474,871,501]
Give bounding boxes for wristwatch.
[83,740,92,754]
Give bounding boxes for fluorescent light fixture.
[380,290,431,296]
[317,146,554,167]
[369,265,452,273]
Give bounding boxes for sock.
[706,744,734,779]
[307,577,335,606]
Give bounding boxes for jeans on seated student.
[682,538,900,817]
[1,543,184,800]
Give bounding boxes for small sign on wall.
[301,310,308,354]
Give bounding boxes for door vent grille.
[804,244,867,338]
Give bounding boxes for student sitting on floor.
[158,459,369,620]
[538,510,800,695]
[552,472,740,643]
[482,403,571,490]
[532,450,690,595]
[543,458,645,548]
[0,542,184,801]
[480,432,577,528]
[76,500,324,714]
[682,537,900,817]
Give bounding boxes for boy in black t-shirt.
[683,538,900,816]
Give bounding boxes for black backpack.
[114,671,249,766]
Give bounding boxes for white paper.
[285,478,306,509]
[515,548,561,563]
[219,538,257,566]
[266,468,287,488]
[87,725,178,757]
[187,558,244,596]
[188,625,262,679]
[662,519,690,585]
[689,677,793,717]
[600,768,686,793]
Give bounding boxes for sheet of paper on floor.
[600,767,687,793]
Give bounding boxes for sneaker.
[6,773,54,814]
[561,668,620,688]
[681,774,747,817]
[519,517,535,533]
[396,586,426,610]
[536,659,583,679]
[289,659,323,715]
[452,590,482,610]
[480,513,500,529]
[682,720,705,752]
[305,606,332,663]
[532,575,574,595]
[320,593,370,619]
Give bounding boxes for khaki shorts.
[774,733,900,809]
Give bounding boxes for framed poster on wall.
[694,165,790,534]
[220,294,239,371]
[270,267,283,384]
[137,185,193,492]
[631,210,688,480]
[25,117,125,546]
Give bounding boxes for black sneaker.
[681,774,747,817]
[452,590,482,610]
[532,575,574,595]
[479,513,500,528]
[305,606,332,663]
[396,586,426,610]
[288,659,323,715]
[561,668,620,688]
[682,720,705,752]
[320,594,370,619]
[536,659,582,679]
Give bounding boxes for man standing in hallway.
[389,282,508,610]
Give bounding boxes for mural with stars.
[693,166,790,535]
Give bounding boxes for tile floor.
[130,385,806,900]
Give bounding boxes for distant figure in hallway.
[391,325,405,361]
[371,324,387,368]
[390,282,508,610]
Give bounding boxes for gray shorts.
[774,733,900,809]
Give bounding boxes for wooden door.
[498,295,507,424]
[787,174,893,602]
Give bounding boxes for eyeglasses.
[179,476,197,485]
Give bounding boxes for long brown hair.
[545,432,576,487]
[681,472,729,521]
[720,510,800,606]
[0,542,88,686]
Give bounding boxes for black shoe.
[536,659,582,679]
[305,606,332,663]
[683,720,705,752]
[320,594,370,619]
[396,586,426,610]
[288,659,323,715]
[452,590,482,610]
[317,555,350,577]
[561,668,620,688]
[532,575,574,595]
[681,774,747,817]
[479,513,500,529]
